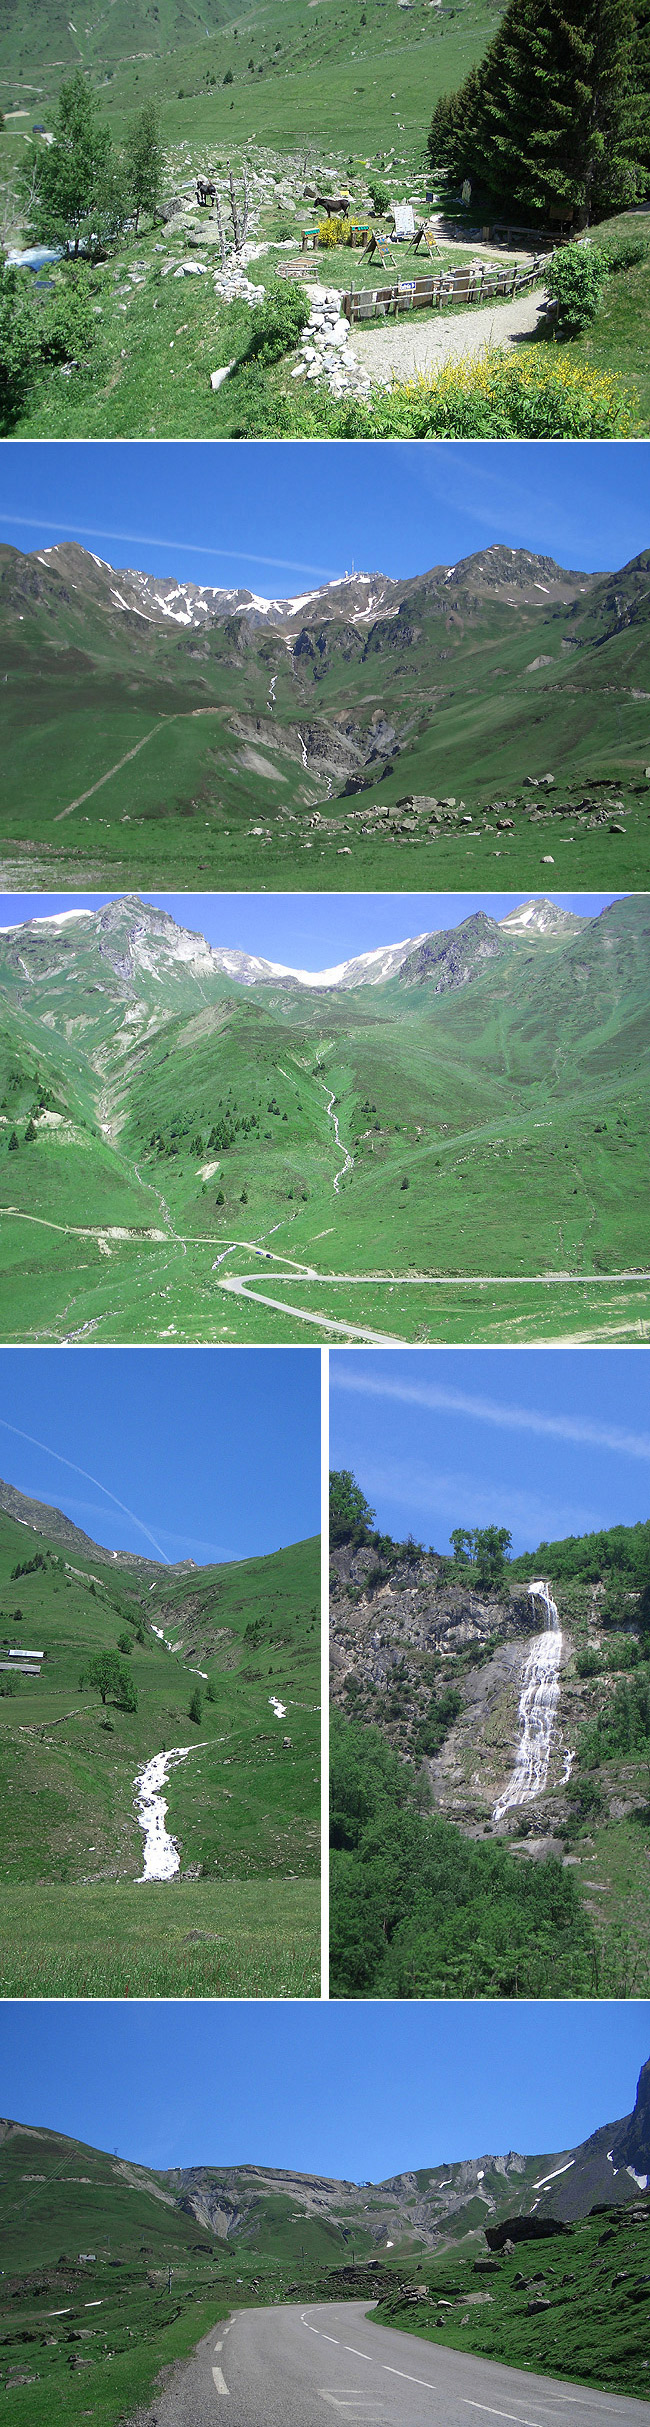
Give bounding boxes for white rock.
[210,362,235,390]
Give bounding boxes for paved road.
[138,2299,650,2427]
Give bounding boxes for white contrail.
[0,1419,168,1560]
[0,514,336,582]
[331,1370,650,1463]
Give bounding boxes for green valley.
[0,1486,320,1995]
[0,889,647,1345]
[2,539,650,890]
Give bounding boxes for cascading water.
[493,1580,562,1824]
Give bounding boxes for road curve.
[136,2298,650,2427]
[218,1275,405,1343]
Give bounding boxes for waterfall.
[493,1580,562,1824]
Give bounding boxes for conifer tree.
[629,0,650,187]
[428,0,639,222]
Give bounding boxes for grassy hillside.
[0,895,647,1346]
[0,0,498,159]
[374,2201,650,2405]
[0,1510,320,1994]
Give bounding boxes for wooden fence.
[343,254,550,324]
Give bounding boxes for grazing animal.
[196,176,217,207]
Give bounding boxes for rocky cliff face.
[330,1541,603,1848]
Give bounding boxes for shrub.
[576,1647,601,1676]
[328,347,633,437]
[546,240,608,332]
[189,1686,203,1722]
[416,1685,463,1757]
[0,271,41,430]
[368,178,390,214]
[238,280,310,367]
[318,214,352,247]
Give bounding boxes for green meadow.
[0,1511,320,1995]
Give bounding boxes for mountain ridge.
[0,2056,648,2256]
[0,890,600,1000]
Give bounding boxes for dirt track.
[348,286,549,382]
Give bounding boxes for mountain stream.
[324,1089,354,1191]
[492,1581,562,1824]
[134,1745,205,1881]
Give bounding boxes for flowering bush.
[318,215,352,247]
[273,344,635,437]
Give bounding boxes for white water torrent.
[133,1745,204,1882]
[324,1089,354,1192]
[492,1581,562,1824]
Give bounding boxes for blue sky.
[0,892,622,969]
[0,441,647,592]
[0,2003,647,2178]
[0,1348,320,1565]
[329,1348,650,1555]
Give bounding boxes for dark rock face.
[610,2059,650,2181]
[486,2216,571,2250]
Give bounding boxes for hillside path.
[130,2299,650,2427]
[53,725,165,821]
[348,287,548,382]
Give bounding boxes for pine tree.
[428,0,638,222]
[629,0,650,187]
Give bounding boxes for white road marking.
[345,2346,372,2358]
[383,2364,438,2387]
[212,2364,229,2393]
[214,2341,223,2352]
[463,2407,548,2425]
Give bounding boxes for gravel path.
[348,285,548,382]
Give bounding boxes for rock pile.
[291,284,372,397]
[212,263,266,304]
